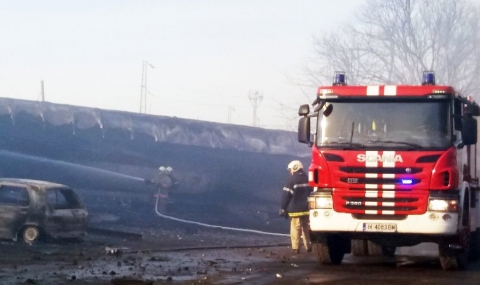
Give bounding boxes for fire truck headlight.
[309,195,332,209]
[428,199,458,212]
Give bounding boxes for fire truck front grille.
[333,166,429,215]
[339,167,422,174]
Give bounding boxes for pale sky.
[0,0,362,129]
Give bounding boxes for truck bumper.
[309,209,458,235]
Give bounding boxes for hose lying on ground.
[154,190,289,237]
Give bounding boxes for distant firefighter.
[145,166,179,214]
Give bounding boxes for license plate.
[363,223,397,232]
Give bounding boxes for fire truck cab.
[297,71,480,270]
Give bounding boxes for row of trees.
[306,0,480,97]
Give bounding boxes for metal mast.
[248,91,263,127]
[139,61,154,114]
[139,61,146,113]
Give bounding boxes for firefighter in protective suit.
[149,166,178,214]
[280,160,313,254]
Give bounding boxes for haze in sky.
[0,0,361,130]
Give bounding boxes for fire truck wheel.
[439,243,468,270]
[312,235,345,265]
[439,225,470,270]
[351,239,369,256]
[468,229,480,261]
[367,241,382,256]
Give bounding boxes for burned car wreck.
[0,178,89,244]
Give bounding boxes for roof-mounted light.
[333,71,347,86]
[422,71,435,86]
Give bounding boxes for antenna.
[248,91,263,127]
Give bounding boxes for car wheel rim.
[24,227,39,243]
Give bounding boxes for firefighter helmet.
[166,166,173,172]
[159,166,166,172]
[287,160,303,172]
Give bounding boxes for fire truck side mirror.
[462,117,477,146]
[298,104,310,116]
[298,117,311,145]
[465,103,480,116]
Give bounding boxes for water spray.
[0,150,289,237]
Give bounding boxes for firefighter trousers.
[156,188,170,214]
[290,215,311,251]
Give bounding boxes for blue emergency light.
[401,179,413,185]
[422,71,435,85]
[333,71,347,86]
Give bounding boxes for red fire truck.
[297,71,480,270]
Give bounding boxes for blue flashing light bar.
[333,71,347,86]
[401,179,413,185]
[422,71,435,85]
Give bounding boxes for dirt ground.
[0,225,307,285]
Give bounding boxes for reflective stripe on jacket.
[281,170,313,216]
[288,211,309,217]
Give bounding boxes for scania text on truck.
[297,71,480,270]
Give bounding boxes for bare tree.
[307,0,480,97]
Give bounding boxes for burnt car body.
[0,178,89,243]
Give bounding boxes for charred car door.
[45,187,88,239]
[0,185,30,240]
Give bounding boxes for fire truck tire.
[351,239,369,256]
[312,240,344,265]
[468,229,480,261]
[439,208,470,271]
[367,241,382,256]
[439,243,468,270]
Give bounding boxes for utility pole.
[40,80,45,102]
[227,106,235,124]
[248,91,263,127]
[139,61,154,114]
[140,61,145,113]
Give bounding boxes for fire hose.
[154,189,289,237]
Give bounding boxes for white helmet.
[287,160,303,172]
[159,166,166,171]
[166,166,173,172]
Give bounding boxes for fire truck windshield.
[316,100,451,150]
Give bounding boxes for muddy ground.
[7,227,480,285]
[0,224,299,285]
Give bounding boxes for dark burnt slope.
[0,98,310,233]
